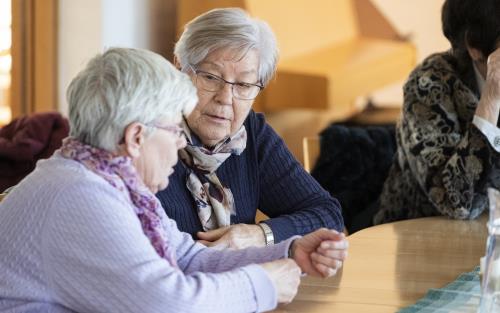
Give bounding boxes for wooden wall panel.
[11,0,57,119]
[353,0,401,40]
[149,0,177,61]
[33,0,57,113]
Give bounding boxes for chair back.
[0,186,14,202]
[303,136,320,173]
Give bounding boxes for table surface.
[272,214,488,313]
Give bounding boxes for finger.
[309,260,325,277]
[317,242,349,256]
[198,239,221,247]
[311,252,343,269]
[319,239,349,250]
[343,227,349,236]
[314,228,346,241]
[210,241,229,250]
[197,239,229,249]
[197,227,230,241]
[197,240,211,246]
[314,262,337,278]
[316,247,348,261]
[209,236,231,250]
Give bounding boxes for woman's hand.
[259,259,301,304]
[197,224,265,249]
[476,47,500,125]
[290,228,348,278]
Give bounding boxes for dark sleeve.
[397,67,499,219]
[251,112,344,242]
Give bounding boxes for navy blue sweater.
[156,111,344,243]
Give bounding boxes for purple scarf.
[60,137,177,267]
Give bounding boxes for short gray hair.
[174,8,278,86]
[67,47,197,151]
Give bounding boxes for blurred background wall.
[367,0,448,106]
[56,0,448,114]
[57,0,176,116]
[1,0,451,161]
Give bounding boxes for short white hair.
[174,8,278,86]
[67,47,197,151]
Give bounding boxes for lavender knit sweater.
[0,154,295,313]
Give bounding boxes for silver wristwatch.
[258,222,274,246]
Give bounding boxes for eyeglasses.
[149,124,185,139]
[190,66,263,100]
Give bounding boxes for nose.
[214,83,233,105]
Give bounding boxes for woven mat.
[398,267,480,313]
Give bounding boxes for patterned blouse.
[374,52,500,224]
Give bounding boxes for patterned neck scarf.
[59,137,177,267]
[179,120,247,231]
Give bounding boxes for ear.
[122,122,146,159]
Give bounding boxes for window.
[0,0,11,126]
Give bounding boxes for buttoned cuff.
[473,115,500,152]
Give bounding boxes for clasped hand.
[198,224,348,277]
[262,228,348,303]
[197,224,265,249]
[198,225,348,303]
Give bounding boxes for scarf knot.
[179,120,247,231]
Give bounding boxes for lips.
[205,113,230,121]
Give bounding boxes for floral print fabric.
[179,120,247,231]
[375,52,500,224]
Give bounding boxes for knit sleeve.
[250,112,344,242]
[392,64,499,219]
[41,179,278,313]
[168,214,296,274]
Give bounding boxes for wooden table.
[273,214,488,313]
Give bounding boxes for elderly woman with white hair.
[0,48,348,313]
[156,7,345,250]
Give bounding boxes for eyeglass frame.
[118,123,184,145]
[148,123,185,139]
[188,65,264,100]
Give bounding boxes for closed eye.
[201,73,219,81]
[235,82,253,89]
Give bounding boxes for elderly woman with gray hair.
[0,48,348,313]
[156,8,345,250]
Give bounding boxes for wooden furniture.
[303,136,320,173]
[11,0,58,119]
[348,106,402,125]
[0,186,12,202]
[176,0,415,113]
[255,210,268,223]
[272,214,488,312]
[300,106,400,171]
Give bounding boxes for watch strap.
[258,222,275,245]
